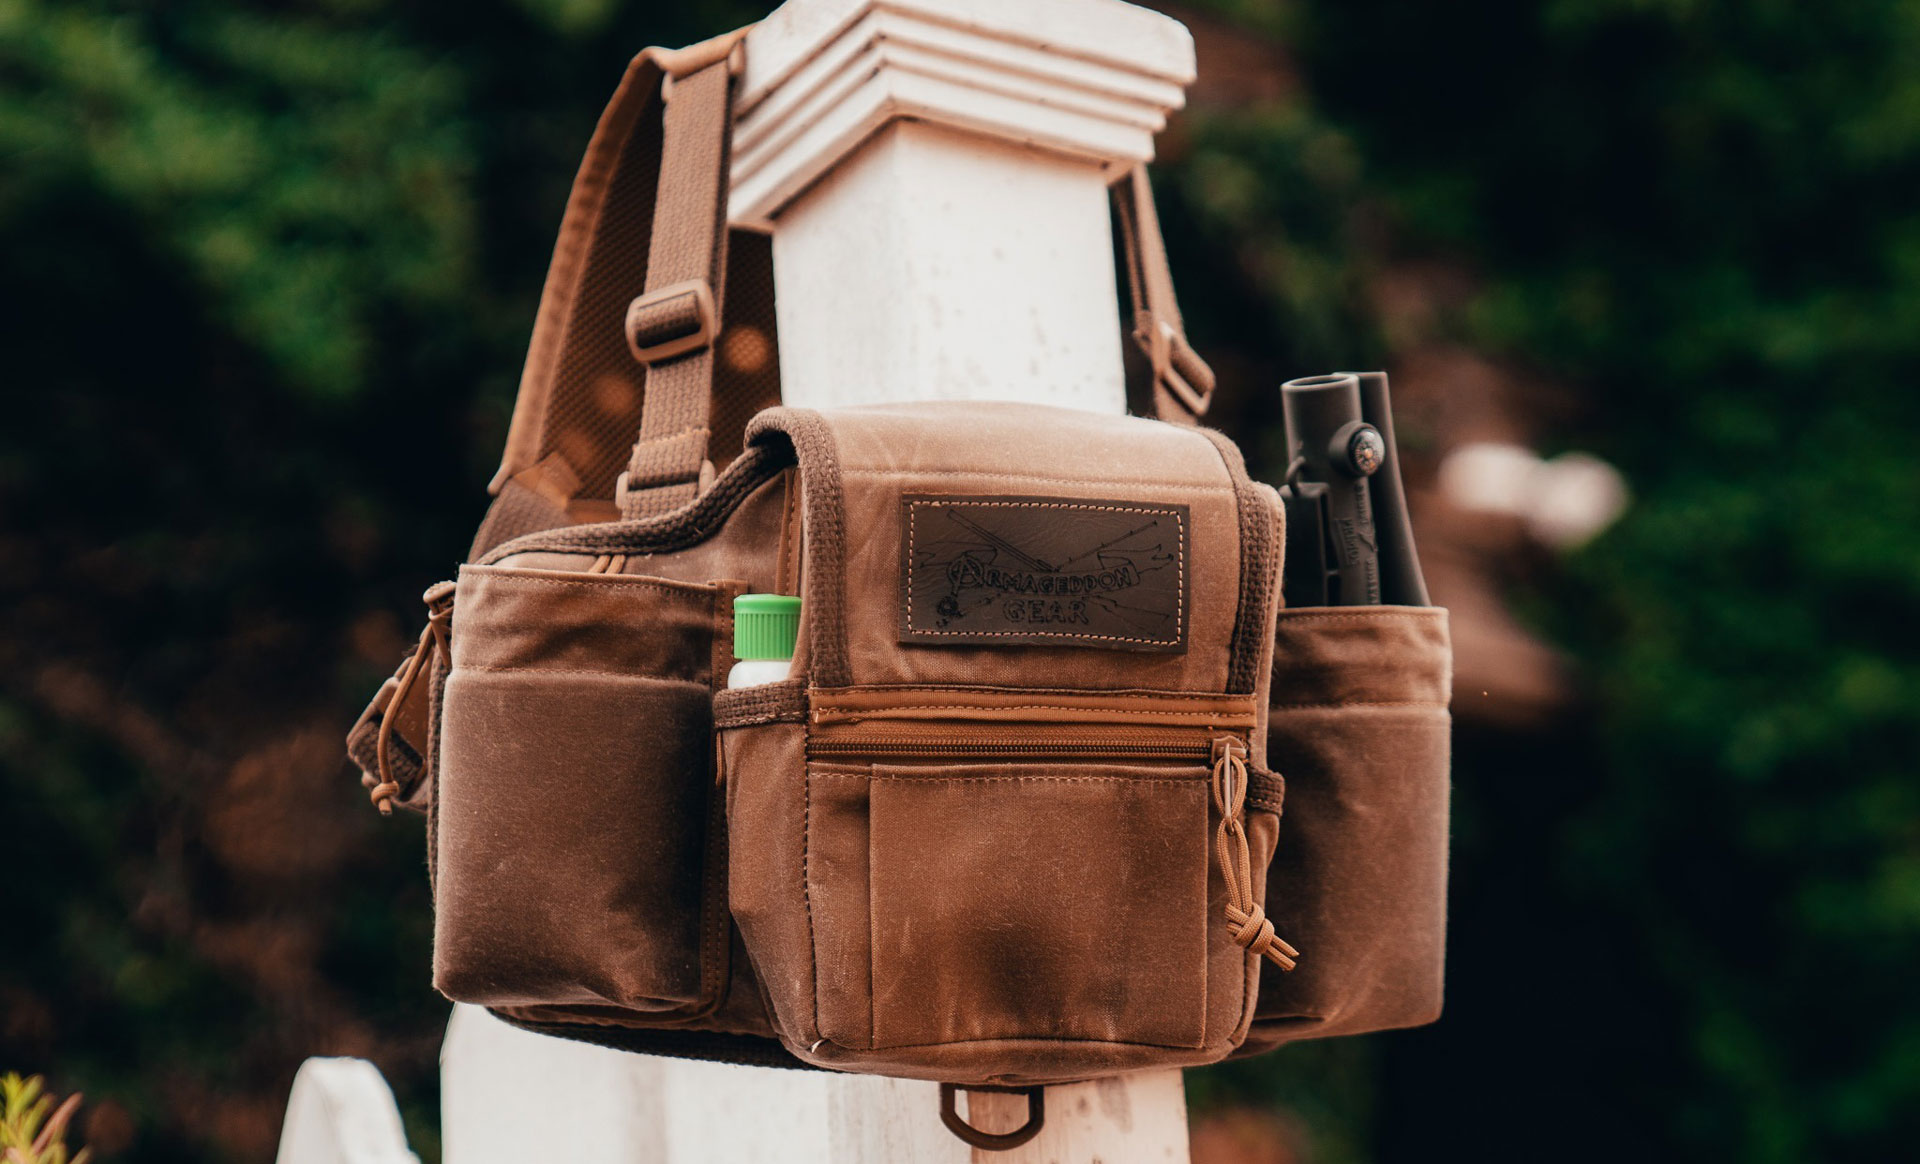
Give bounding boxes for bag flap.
[747,402,1282,697]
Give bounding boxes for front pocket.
[431,564,736,1016]
[815,760,1214,1051]
[722,686,1284,1082]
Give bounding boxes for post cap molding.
[730,0,1196,229]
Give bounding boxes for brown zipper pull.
[365,581,456,815]
[1212,737,1299,971]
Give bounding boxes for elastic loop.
[370,583,455,815]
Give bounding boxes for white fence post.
[695,1,1199,1158]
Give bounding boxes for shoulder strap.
[616,57,738,519]
[490,30,1217,525]
[1112,166,1216,424]
[487,30,747,508]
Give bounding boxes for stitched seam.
[716,708,807,728]
[695,587,735,1014]
[1275,611,1445,624]
[814,686,1252,701]
[845,467,1236,493]
[710,585,736,696]
[819,1031,1221,1053]
[901,631,1182,643]
[779,470,800,598]
[697,760,727,1013]
[866,801,879,1051]
[812,772,1201,785]
[815,705,1252,718]
[908,500,1184,514]
[1200,428,1274,696]
[464,572,715,598]
[905,500,1185,645]
[452,664,706,681]
[803,755,822,1044]
[1269,700,1450,710]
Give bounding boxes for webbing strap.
[618,58,737,519]
[1113,165,1216,424]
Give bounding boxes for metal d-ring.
[938,1083,1046,1152]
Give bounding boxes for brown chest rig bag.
[347,29,1452,1140]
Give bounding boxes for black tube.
[1349,371,1431,607]
[1281,373,1380,605]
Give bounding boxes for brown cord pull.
[365,581,456,815]
[939,1084,1046,1152]
[1213,737,1300,971]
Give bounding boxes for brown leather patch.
[899,495,1188,652]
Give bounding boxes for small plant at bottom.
[0,1075,90,1164]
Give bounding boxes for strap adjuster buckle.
[626,279,717,365]
[1134,315,1215,418]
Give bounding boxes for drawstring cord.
[1212,737,1299,971]
[365,581,456,815]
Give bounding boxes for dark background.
[4,2,1917,1161]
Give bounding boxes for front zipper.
[808,732,1218,763]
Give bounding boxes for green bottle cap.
[734,594,801,661]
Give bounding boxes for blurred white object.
[275,1058,419,1164]
[1440,442,1629,548]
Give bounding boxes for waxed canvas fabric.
[706,403,1285,1084]
[395,402,1284,1084]
[431,568,739,1015]
[1242,607,1453,1053]
[343,27,1454,1092]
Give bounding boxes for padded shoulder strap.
[489,30,747,503]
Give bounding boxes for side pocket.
[1249,607,1452,1048]
[431,564,732,1016]
[715,681,811,1043]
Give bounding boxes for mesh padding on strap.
[540,118,662,499]
[709,230,782,474]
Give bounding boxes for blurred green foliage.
[3,1,1916,1162]
[1290,3,1920,1160]
[2,1074,91,1164]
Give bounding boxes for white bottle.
[727,594,801,688]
